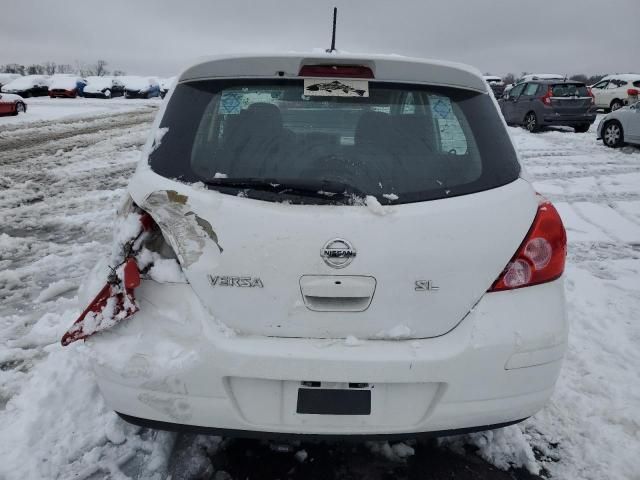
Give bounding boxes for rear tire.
[524,112,540,133]
[14,102,25,115]
[610,99,623,111]
[602,120,624,148]
[574,124,590,133]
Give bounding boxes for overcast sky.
[1,0,638,77]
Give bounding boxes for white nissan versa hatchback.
[63,53,568,439]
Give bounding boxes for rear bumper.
[89,278,567,436]
[541,112,597,126]
[49,89,77,98]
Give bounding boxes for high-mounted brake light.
[541,87,553,106]
[298,65,374,79]
[489,199,566,292]
[627,88,639,96]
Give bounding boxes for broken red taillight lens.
[489,199,566,292]
[541,87,553,106]
[61,212,156,346]
[298,65,374,78]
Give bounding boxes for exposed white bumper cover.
[90,278,567,436]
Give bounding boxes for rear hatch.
[549,83,592,115]
[137,71,534,339]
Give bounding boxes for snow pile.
[0,337,175,479]
[365,195,387,215]
[367,441,415,461]
[441,425,539,474]
[344,335,363,346]
[35,279,77,303]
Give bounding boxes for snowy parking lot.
[0,102,638,479]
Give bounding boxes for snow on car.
[504,74,565,95]
[48,75,86,98]
[121,76,161,99]
[62,52,569,441]
[0,93,27,116]
[0,75,50,97]
[0,73,21,89]
[83,76,125,98]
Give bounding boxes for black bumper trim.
[116,412,527,441]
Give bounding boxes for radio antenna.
[326,7,337,53]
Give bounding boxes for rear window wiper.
[201,177,365,199]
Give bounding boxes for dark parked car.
[122,77,161,99]
[0,75,49,98]
[483,75,506,98]
[499,80,597,132]
[82,77,125,99]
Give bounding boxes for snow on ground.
[0,97,161,127]
[0,106,638,479]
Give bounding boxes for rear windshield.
[150,79,520,204]
[551,83,589,97]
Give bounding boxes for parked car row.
[0,74,176,100]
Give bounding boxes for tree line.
[0,60,125,77]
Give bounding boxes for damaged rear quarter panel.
[142,190,223,268]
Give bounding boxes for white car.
[597,101,640,148]
[64,53,568,438]
[590,74,640,112]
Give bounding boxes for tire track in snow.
[0,112,153,318]
[0,109,157,165]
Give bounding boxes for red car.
[49,76,86,98]
[0,93,27,116]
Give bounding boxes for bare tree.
[503,73,516,85]
[57,64,74,74]
[93,60,109,77]
[43,62,57,75]
[27,64,45,75]
[570,74,588,83]
[112,69,126,77]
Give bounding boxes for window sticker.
[303,78,369,97]
[220,92,243,114]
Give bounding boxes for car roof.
[606,73,640,81]
[534,79,583,85]
[178,52,488,93]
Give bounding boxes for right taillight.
[627,88,639,96]
[541,87,553,105]
[489,199,567,292]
